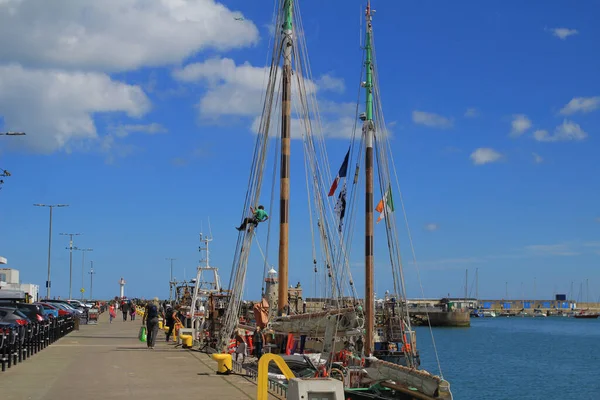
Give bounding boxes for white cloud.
[174,57,355,138]
[525,243,579,256]
[532,152,543,164]
[0,0,259,72]
[316,74,345,93]
[470,148,502,165]
[596,218,600,224]
[0,64,150,153]
[412,111,453,129]
[549,28,579,40]
[533,120,587,142]
[464,108,478,118]
[509,114,531,137]
[424,223,439,232]
[559,96,600,115]
[109,123,167,138]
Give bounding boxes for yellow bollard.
[179,334,193,348]
[212,353,233,375]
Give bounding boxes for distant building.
[0,267,40,303]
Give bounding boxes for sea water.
[415,317,600,399]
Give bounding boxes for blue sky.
[0,0,598,302]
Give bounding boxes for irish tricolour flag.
[376,186,394,223]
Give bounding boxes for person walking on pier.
[130,300,136,321]
[109,304,116,323]
[121,301,129,321]
[143,298,160,349]
[164,304,176,342]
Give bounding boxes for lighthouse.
[264,268,278,311]
[119,277,126,299]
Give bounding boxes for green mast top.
[283,0,293,32]
[364,1,374,122]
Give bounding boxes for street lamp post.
[34,204,69,299]
[89,261,95,300]
[61,232,81,300]
[75,248,93,300]
[166,257,176,302]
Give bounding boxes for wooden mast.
[364,0,375,356]
[278,0,293,315]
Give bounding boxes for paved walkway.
[0,313,267,400]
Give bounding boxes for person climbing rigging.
[236,205,269,231]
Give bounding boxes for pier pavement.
[0,313,272,400]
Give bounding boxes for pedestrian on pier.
[143,298,160,349]
[121,301,129,321]
[164,304,176,342]
[130,300,136,321]
[109,304,116,323]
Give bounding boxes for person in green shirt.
[236,205,269,231]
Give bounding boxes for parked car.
[0,301,46,322]
[0,306,31,325]
[39,302,76,316]
[44,300,83,315]
[66,300,89,310]
[34,303,59,318]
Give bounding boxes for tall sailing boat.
[217,1,452,399]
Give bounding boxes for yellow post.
[257,354,295,400]
[212,353,233,374]
[179,334,193,348]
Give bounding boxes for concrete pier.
[0,313,271,400]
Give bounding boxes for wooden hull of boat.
[573,314,599,319]
[364,358,452,399]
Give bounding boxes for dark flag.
[328,148,350,196]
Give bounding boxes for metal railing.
[233,359,288,398]
[0,315,74,372]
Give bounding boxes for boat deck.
[0,313,274,400]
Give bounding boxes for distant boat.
[573,311,599,319]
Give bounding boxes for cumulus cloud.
[316,74,345,93]
[0,0,261,154]
[0,64,150,153]
[548,28,579,40]
[470,147,502,165]
[509,114,531,137]
[533,120,587,142]
[173,57,354,138]
[559,96,600,115]
[412,111,453,129]
[0,0,259,72]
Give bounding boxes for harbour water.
[416,317,600,399]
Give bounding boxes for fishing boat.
[572,311,599,319]
[216,1,452,399]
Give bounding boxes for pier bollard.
[212,353,232,375]
[179,334,193,348]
